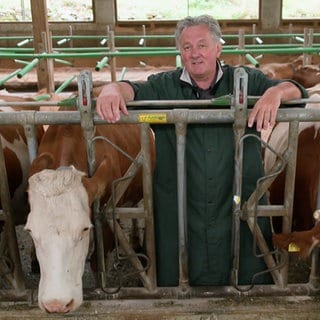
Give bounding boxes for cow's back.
[30,121,150,206]
[0,106,44,225]
[265,94,320,232]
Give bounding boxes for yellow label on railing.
[139,113,167,123]
[288,242,300,252]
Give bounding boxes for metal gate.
[0,69,320,305]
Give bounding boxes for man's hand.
[248,82,302,131]
[248,87,281,131]
[96,82,133,123]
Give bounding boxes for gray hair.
[175,15,222,47]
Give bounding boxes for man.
[96,15,307,286]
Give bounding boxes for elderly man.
[96,15,307,286]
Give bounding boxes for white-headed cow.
[25,105,155,313]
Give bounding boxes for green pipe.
[0,52,106,59]
[95,56,109,71]
[176,54,182,68]
[54,58,73,66]
[55,75,76,94]
[0,68,21,86]
[119,67,127,80]
[17,38,32,47]
[33,94,51,101]
[245,53,259,67]
[105,47,320,56]
[56,38,70,46]
[17,58,39,79]
[0,33,319,42]
[14,59,29,65]
[1,43,320,56]
[0,46,319,61]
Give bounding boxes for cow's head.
[25,166,94,313]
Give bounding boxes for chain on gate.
[77,71,150,294]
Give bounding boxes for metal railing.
[0,69,320,303]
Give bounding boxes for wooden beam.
[30,0,54,93]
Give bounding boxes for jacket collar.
[180,60,224,88]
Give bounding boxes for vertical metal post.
[0,138,25,291]
[140,123,157,290]
[78,70,107,289]
[230,67,248,288]
[23,123,39,163]
[175,118,189,290]
[279,121,299,286]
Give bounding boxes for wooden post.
[30,0,55,93]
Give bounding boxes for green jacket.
[127,64,308,286]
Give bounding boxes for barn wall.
[0,0,319,36]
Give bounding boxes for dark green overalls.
[127,64,308,286]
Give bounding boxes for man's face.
[178,25,222,81]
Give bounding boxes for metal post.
[77,70,107,289]
[140,123,157,290]
[231,67,248,288]
[175,118,189,291]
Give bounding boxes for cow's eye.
[79,225,92,241]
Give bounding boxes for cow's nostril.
[66,299,74,310]
[43,299,74,313]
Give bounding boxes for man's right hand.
[96,82,132,123]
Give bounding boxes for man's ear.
[216,42,222,58]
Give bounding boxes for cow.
[292,64,320,89]
[245,56,303,81]
[272,218,320,258]
[307,83,320,96]
[24,104,155,313]
[264,94,320,253]
[0,93,45,226]
[247,57,320,89]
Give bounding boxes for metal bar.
[175,119,189,290]
[1,32,320,42]
[140,123,157,290]
[0,69,22,86]
[78,70,108,289]
[55,75,76,94]
[95,56,109,71]
[1,43,320,55]
[0,46,319,60]
[231,67,248,289]
[1,107,320,127]
[0,95,318,109]
[280,121,300,286]
[16,58,39,79]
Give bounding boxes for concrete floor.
[1,295,320,319]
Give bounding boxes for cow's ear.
[81,158,108,206]
[29,152,55,177]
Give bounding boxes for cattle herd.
[0,55,320,313]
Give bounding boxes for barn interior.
[0,0,319,91]
[0,0,320,318]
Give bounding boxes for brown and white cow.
[292,64,320,89]
[264,94,320,253]
[272,219,320,258]
[0,93,45,226]
[248,57,320,89]
[25,105,155,313]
